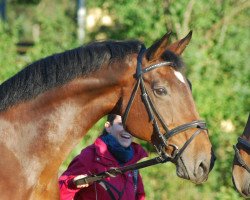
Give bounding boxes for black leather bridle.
[123,45,207,161]
[233,137,250,173]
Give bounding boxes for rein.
[74,155,170,186]
[123,45,207,161]
[233,137,250,173]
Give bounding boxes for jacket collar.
[94,137,148,165]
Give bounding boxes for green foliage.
[87,0,167,44]
[13,0,41,4]
[0,0,249,199]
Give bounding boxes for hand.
[73,174,89,189]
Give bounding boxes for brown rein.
[74,155,170,186]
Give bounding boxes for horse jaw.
[232,165,250,198]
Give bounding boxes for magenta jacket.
[59,137,148,200]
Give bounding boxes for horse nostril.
[195,161,208,178]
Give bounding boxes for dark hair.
[107,114,117,125]
[101,114,118,135]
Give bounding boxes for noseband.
[233,137,250,173]
[123,45,207,161]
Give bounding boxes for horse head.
[232,114,250,198]
[121,31,215,184]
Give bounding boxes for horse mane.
[0,40,142,111]
[161,50,184,71]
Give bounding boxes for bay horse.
[232,114,250,198]
[0,31,215,199]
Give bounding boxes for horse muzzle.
[176,152,215,184]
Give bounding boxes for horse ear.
[167,31,192,55]
[146,31,172,61]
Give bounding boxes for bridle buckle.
[168,144,179,159]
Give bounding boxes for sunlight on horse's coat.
[0,119,41,187]
[46,102,80,143]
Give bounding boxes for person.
[59,114,148,200]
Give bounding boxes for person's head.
[104,114,133,148]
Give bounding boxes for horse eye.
[153,87,167,96]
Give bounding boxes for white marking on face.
[174,70,185,84]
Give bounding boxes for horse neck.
[0,72,125,188]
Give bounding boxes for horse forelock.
[0,40,142,111]
[161,50,185,71]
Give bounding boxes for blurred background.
[0,0,249,199]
